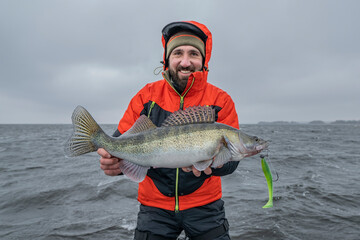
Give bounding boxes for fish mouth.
[255,141,269,152]
[237,134,269,157]
[243,140,269,157]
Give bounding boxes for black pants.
[134,199,230,240]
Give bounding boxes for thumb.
[97,148,111,158]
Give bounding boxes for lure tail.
[261,155,273,208]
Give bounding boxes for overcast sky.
[1,0,359,124]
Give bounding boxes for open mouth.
[177,66,195,75]
[256,145,265,151]
[256,141,270,152]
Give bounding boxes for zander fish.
[65,105,268,182]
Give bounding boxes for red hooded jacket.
[114,21,239,211]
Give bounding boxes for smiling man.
[98,21,240,240]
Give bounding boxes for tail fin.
[65,106,101,157]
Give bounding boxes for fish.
[65,105,269,182]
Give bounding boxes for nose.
[179,54,191,68]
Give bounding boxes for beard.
[169,65,197,94]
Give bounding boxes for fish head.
[237,132,269,157]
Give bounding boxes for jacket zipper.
[165,75,195,212]
[180,96,184,110]
[179,78,195,110]
[175,168,180,212]
[176,77,195,212]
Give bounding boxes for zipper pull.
[180,96,184,110]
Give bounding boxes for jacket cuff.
[211,161,239,176]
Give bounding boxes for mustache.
[176,66,195,72]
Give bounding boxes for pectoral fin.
[119,160,149,182]
[223,136,245,161]
[193,159,213,171]
[212,145,232,168]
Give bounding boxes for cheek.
[169,58,179,70]
[193,60,203,71]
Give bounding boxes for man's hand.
[98,148,122,176]
[182,165,212,177]
[182,160,224,177]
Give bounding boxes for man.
[98,21,239,240]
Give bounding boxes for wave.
[96,178,138,199]
[0,183,96,211]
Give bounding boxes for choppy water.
[0,123,359,240]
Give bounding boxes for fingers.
[100,158,120,169]
[100,159,122,176]
[98,148,122,176]
[182,167,192,172]
[192,167,201,177]
[100,157,120,165]
[103,168,122,176]
[203,167,212,175]
[182,165,212,177]
[97,148,111,158]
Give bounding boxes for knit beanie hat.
[166,32,205,59]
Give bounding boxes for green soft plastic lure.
[261,156,273,208]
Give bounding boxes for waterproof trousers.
[134,199,231,240]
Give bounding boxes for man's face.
[168,45,203,92]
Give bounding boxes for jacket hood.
[161,21,212,71]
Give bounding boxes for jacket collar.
[163,69,208,97]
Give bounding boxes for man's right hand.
[98,148,122,176]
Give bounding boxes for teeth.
[180,70,191,74]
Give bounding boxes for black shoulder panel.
[141,101,172,127]
[112,129,121,137]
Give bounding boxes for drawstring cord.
[153,61,165,75]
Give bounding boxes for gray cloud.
[1,0,359,124]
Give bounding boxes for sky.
[1,0,359,124]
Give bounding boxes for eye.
[190,51,200,57]
[172,50,183,56]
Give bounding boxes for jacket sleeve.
[115,85,150,135]
[212,94,240,176]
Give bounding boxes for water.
[0,123,359,239]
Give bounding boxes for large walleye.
[65,105,268,182]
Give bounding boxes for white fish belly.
[112,140,217,168]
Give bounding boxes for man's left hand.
[182,164,223,177]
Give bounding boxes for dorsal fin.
[161,106,215,127]
[123,115,157,135]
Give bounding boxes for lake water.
[0,123,359,239]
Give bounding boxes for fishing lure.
[261,155,273,208]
